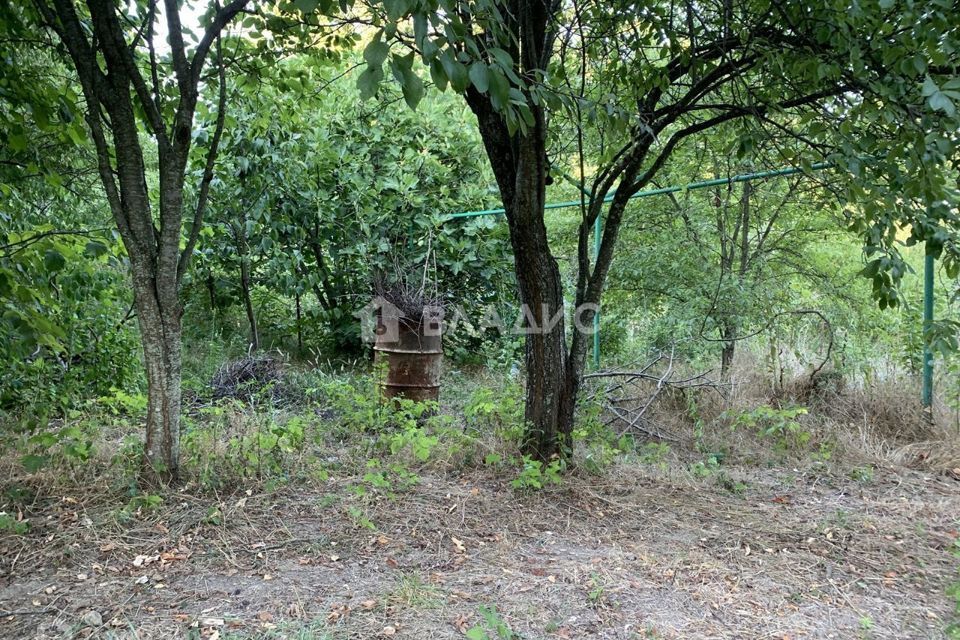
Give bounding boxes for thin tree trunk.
[132,271,183,478]
[295,292,303,353]
[721,323,736,378]
[234,220,259,351]
[720,181,750,380]
[240,258,259,351]
[206,272,216,312]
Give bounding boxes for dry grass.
[1,364,959,640]
[622,354,960,474]
[0,457,957,640]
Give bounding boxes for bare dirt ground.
[1,460,958,640]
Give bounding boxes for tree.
[209,122,275,352]
[360,0,960,460]
[199,64,511,354]
[8,0,251,478]
[611,132,846,378]
[0,28,144,434]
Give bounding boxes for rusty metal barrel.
[373,305,443,403]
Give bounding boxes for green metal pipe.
[922,248,934,407]
[447,161,833,220]
[593,214,601,370]
[445,160,834,372]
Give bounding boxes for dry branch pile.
[373,275,444,325]
[587,348,724,443]
[209,353,286,403]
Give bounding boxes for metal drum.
[373,306,442,403]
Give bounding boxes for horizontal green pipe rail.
[446,161,832,220]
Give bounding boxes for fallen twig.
[587,347,724,441]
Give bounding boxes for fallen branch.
[586,347,724,441]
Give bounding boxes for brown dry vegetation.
[1,366,959,640]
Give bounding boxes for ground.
[1,459,958,640]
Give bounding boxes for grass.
[220,619,340,639]
[2,361,960,639]
[388,571,444,609]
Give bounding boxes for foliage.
[463,383,525,441]
[726,405,811,452]
[17,418,98,474]
[193,59,513,354]
[0,67,138,422]
[595,129,849,370]
[510,456,563,491]
[465,605,522,640]
[0,225,138,424]
[637,442,671,470]
[0,512,29,536]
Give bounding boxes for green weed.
[726,405,811,453]
[465,606,522,639]
[510,456,563,491]
[0,512,29,535]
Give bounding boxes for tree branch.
[178,32,228,283]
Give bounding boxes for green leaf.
[357,65,384,100]
[469,62,489,93]
[66,124,86,145]
[929,91,956,117]
[21,454,49,473]
[488,47,514,70]
[83,240,109,258]
[487,67,510,109]
[9,133,27,152]
[465,627,488,640]
[387,52,423,110]
[383,0,409,21]
[43,249,66,273]
[413,12,428,45]
[391,50,415,74]
[293,0,320,12]
[441,54,470,92]
[429,59,448,91]
[363,36,390,67]
[401,73,425,110]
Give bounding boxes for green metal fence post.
[593,214,601,369]
[922,247,934,408]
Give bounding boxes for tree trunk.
[459,0,577,461]
[240,257,259,351]
[721,323,736,378]
[295,292,303,353]
[206,272,217,312]
[472,100,574,461]
[132,271,183,479]
[510,215,573,461]
[235,221,259,351]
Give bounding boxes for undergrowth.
[2,359,956,539]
